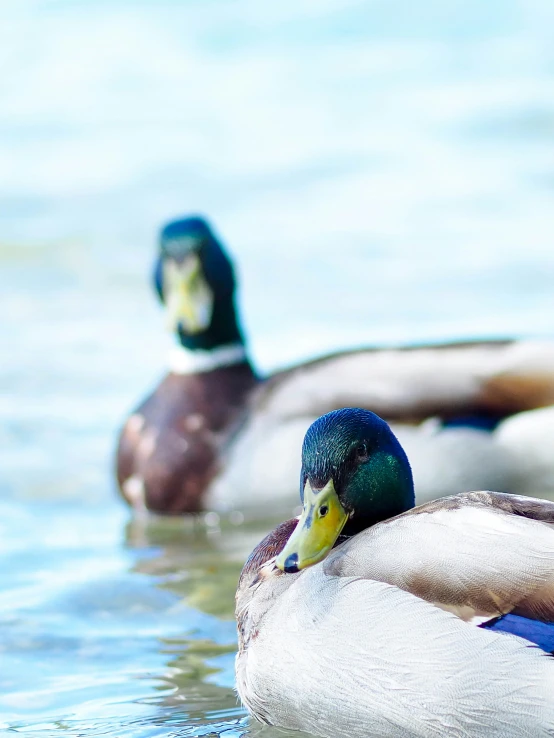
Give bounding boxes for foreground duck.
[236,408,554,738]
[116,215,554,515]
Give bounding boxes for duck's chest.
[117,362,258,513]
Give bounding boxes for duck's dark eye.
[318,505,329,518]
[355,442,370,463]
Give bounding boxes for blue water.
[1,1,554,736]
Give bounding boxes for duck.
[235,407,554,738]
[116,215,554,516]
[116,216,258,514]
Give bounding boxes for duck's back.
[209,340,554,513]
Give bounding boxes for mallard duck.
[236,408,554,738]
[116,217,259,513]
[116,215,554,516]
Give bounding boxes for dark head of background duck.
[154,216,247,352]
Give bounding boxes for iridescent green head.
[276,408,414,573]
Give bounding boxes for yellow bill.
[276,478,348,573]
[163,254,214,334]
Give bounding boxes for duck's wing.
[252,339,554,423]
[324,491,554,624]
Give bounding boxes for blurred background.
[1,1,554,736]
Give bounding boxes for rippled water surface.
[2,0,554,736]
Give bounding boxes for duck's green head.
[154,216,245,351]
[276,408,414,573]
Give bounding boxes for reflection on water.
[2,0,554,736]
[0,499,299,738]
[125,516,269,620]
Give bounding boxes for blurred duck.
[236,408,554,738]
[116,216,554,516]
[117,217,258,513]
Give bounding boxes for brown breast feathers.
[116,362,257,514]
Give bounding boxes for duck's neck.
[171,294,254,375]
[177,293,244,351]
[169,342,250,374]
[341,451,416,537]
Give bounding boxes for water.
[1,0,554,736]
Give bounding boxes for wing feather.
[250,340,554,422]
[324,492,554,622]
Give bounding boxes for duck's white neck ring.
[168,342,248,374]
